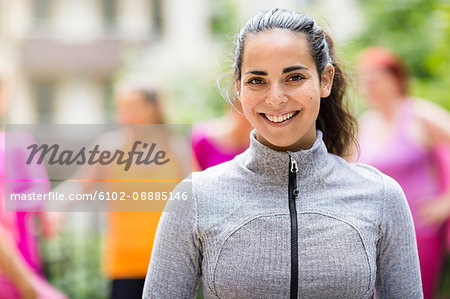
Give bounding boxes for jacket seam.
[210,210,373,298]
[299,210,374,295]
[212,212,289,298]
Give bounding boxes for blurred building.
[1,0,171,123]
[0,0,363,124]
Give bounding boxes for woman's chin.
[258,136,299,151]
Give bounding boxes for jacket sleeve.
[375,175,423,298]
[142,176,202,299]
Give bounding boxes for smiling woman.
[142,8,423,299]
[233,12,354,156]
[236,28,333,151]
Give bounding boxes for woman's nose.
[265,82,287,106]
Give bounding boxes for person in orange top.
[66,83,186,298]
[102,138,182,281]
[104,83,185,298]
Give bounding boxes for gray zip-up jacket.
[143,130,423,299]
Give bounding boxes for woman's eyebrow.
[282,65,309,74]
[244,65,309,76]
[244,70,267,76]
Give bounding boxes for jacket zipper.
[288,155,299,299]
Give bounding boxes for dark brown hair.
[233,8,357,157]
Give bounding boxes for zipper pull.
[290,156,298,173]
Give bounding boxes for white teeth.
[264,111,296,123]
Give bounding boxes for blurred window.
[103,78,115,122]
[296,0,313,5]
[34,80,54,123]
[150,0,163,36]
[102,0,118,33]
[32,0,54,32]
[0,3,3,37]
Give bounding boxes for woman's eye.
[247,78,265,85]
[287,74,305,82]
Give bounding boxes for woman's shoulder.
[346,156,405,199]
[348,160,384,180]
[328,155,407,213]
[330,152,384,182]
[329,153,404,197]
[191,156,242,186]
[411,97,447,114]
[411,97,450,141]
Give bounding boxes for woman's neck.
[376,95,405,123]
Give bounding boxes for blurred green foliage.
[165,69,229,124]
[210,0,239,39]
[163,0,239,124]
[41,231,108,299]
[345,0,450,110]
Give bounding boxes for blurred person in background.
[105,83,184,299]
[356,47,450,299]
[0,77,67,298]
[59,82,186,299]
[192,101,252,171]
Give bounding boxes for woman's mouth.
[261,111,300,125]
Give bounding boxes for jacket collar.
[240,129,330,179]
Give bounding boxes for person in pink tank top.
[0,77,66,298]
[192,102,253,171]
[356,47,450,299]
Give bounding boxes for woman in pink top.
[357,47,450,299]
[0,77,66,298]
[192,102,253,171]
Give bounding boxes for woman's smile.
[260,110,300,126]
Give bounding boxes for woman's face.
[358,66,402,108]
[116,90,158,124]
[237,29,334,151]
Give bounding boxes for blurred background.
[0,0,449,298]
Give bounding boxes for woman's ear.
[320,64,335,98]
